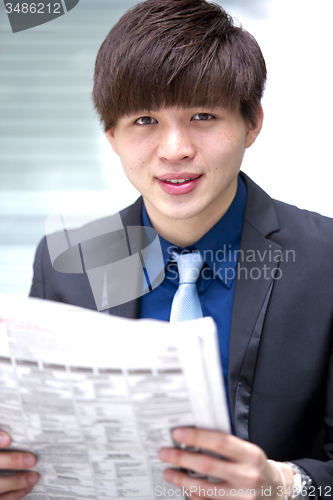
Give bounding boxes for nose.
[157,126,196,162]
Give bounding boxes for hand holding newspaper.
[0,295,230,499]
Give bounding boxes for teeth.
[165,178,192,184]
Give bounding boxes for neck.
[144,180,238,247]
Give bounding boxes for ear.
[245,106,264,149]
[106,128,119,155]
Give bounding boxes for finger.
[163,468,228,500]
[159,447,233,482]
[0,473,39,495]
[0,487,33,500]
[0,452,37,471]
[0,433,11,450]
[172,428,266,464]
[159,447,262,487]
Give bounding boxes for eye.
[192,113,215,121]
[135,116,158,125]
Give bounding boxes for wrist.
[285,462,317,500]
[267,460,293,500]
[278,462,295,493]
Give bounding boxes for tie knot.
[172,251,204,285]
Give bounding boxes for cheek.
[220,130,247,158]
[125,140,154,166]
[210,141,244,169]
[118,151,151,189]
[205,138,246,182]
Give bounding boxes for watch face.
[291,471,313,499]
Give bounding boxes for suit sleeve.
[293,338,333,498]
[29,236,47,299]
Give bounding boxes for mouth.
[156,175,202,185]
[156,174,203,195]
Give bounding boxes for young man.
[1,0,333,499]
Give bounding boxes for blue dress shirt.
[140,175,247,412]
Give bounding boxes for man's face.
[107,106,262,234]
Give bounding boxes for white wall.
[221,0,333,216]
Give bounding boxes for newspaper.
[0,296,230,499]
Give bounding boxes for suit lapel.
[108,297,141,319]
[108,197,143,320]
[229,173,282,439]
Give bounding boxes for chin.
[161,205,202,222]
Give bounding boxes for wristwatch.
[286,462,317,500]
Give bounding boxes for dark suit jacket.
[30,172,333,495]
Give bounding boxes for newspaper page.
[0,296,230,500]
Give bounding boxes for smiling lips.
[156,174,203,195]
[162,178,194,184]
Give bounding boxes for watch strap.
[286,462,317,500]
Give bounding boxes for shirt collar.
[142,174,247,288]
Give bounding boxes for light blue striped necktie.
[169,251,204,322]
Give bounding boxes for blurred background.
[0,0,332,295]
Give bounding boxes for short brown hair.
[93,0,267,131]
